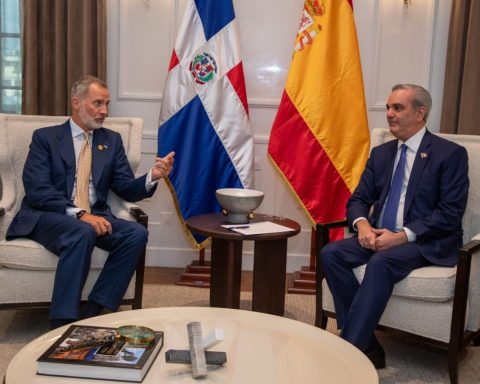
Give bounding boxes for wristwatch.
[76,210,87,219]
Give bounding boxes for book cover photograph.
[37,325,163,382]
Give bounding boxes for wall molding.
[116,93,282,109]
[116,0,283,107]
[145,245,310,272]
[117,0,175,101]
[248,97,281,108]
[140,132,271,156]
[369,0,437,111]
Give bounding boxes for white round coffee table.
[4,307,378,383]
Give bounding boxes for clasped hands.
[356,219,407,252]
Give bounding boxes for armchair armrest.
[460,239,480,257]
[130,206,148,228]
[316,219,348,248]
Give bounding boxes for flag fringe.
[267,153,316,226]
[164,178,211,250]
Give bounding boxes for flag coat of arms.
[158,0,254,247]
[268,0,370,235]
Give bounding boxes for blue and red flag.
[158,0,254,248]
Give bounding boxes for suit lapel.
[378,140,399,208]
[404,130,432,214]
[92,129,109,188]
[57,121,76,197]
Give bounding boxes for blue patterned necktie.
[382,144,407,232]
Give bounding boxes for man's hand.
[80,213,112,236]
[356,219,379,251]
[372,228,408,251]
[151,151,175,181]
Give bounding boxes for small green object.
[116,325,155,345]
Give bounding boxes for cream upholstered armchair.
[0,113,147,310]
[315,128,480,384]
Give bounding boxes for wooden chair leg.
[320,315,328,329]
[315,255,324,328]
[446,246,473,384]
[130,207,148,310]
[447,347,459,384]
[473,334,480,346]
[132,248,146,310]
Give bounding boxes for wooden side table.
[186,213,301,316]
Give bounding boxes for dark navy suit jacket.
[347,130,469,267]
[7,120,156,239]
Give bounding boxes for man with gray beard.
[6,75,175,329]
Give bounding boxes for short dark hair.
[71,75,108,99]
[392,84,432,122]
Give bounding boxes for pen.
[228,225,250,230]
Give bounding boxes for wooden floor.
[144,267,295,292]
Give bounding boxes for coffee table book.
[37,325,163,382]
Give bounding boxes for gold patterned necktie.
[74,132,92,213]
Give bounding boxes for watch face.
[116,325,155,345]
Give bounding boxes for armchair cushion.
[353,265,457,302]
[0,239,109,271]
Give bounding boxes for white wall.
[106,0,452,271]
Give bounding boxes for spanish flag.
[268,0,369,233]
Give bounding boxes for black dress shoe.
[365,344,386,369]
[80,300,103,319]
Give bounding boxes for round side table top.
[5,307,378,384]
[186,213,301,240]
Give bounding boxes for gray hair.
[71,75,108,99]
[392,84,432,122]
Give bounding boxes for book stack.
[37,325,163,382]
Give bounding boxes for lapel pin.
[420,152,428,159]
[98,145,104,151]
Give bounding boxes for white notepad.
[221,221,295,235]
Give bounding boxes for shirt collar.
[400,126,426,153]
[69,118,91,138]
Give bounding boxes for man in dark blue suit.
[6,75,175,328]
[319,84,469,368]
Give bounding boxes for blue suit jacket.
[7,120,156,239]
[347,130,469,267]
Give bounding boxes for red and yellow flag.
[268,0,369,233]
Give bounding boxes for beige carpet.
[1,284,479,383]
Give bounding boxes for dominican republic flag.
[158,0,254,248]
